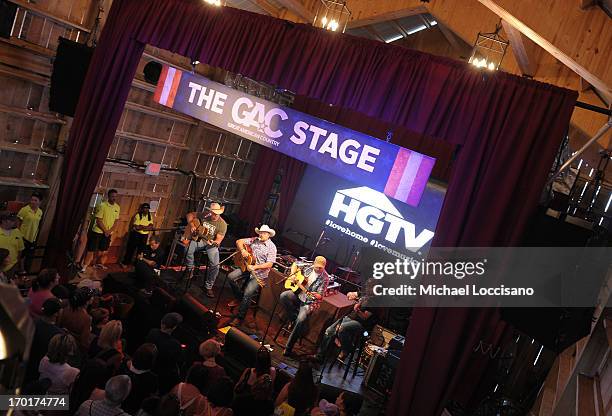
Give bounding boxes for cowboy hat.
[205,202,225,215]
[255,224,276,238]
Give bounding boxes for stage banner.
[154,65,435,207]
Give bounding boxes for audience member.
[275,361,318,416]
[311,392,362,416]
[170,363,209,416]
[235,347,276,395]
[90,308,110,336]
[199,339,226,390]
[135,396,160,416]
[76,375,132,416]
[153,394,180,416]
[145,312,184,394]
[38,333,80,395]
[89,320,125,374]
[0,211,24,278]
[25,298,65,383]
[232,372,274,416]
[59,287,94,351]
[134,235,166,294]
[27,268,59,317]
[121,343,159,414]
[51,283,70,300]
[69,359,111,414]
[207,376,234,416]
[0,247,10,284]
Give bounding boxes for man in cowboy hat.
[184,202,227,298]
[227,224,277,326]
[279,255,329,356]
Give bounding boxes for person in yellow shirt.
[0,212,25,278]
[121,202,154,267]
[81,189,120,272]
[17,191,44,272]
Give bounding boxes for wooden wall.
[0,1,261,266]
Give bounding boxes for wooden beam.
[579,0,596,9]
[390,20,410,38]
[0,63,49,86]
[0,103,66,125]
[477,0,612,102]
[365,26,386,43]
[347,6,427,29]
[8,0,91,33]
[248,0,280,16]
[501,20,535,77]
[437,22,466,56]
[273,0,314,22]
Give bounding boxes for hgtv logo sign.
[326,187,435,255]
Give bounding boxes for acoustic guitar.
[284,263,315,299]
[233,244,256,272]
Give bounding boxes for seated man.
[316,289,377,362]
[0,212,25,279]
[182,203,226,298]
[279,256,329,356]
[227,225,277,326]
[134,235,166,293]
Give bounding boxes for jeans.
[185,241,219,290]
[279,290,311,351]
[228,268,261,320]
[318,316,364,358]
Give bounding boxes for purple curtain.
[238,148,305,232]
[45,0,577,414]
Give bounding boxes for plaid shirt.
[246,237,277,285]
[301,267,329,310]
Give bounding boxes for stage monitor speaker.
[501,307,594,353]
[0,1,17,39]
[49,37,94,117]
[364,351,399,396]
[224,327,260,368]
[174,293,218,337]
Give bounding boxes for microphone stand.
[310,229,326,260]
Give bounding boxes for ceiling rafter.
[477,0,612,102]
[273,0,314,22]
[501,20,535,77]
[347,6,428,29]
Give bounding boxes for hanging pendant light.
[314,0,351,33]
[469,22,509,71]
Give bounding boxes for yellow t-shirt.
[133,213,154,235]
[17,205,43,243]
[91,201,121,234]
[0,227,25,271]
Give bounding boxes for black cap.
[42,298,64,316]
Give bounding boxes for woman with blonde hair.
[38,333,80,395]
[89,320,125,374]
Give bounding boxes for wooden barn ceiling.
[226,0,611,181]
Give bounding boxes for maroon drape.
[238,148,305,231]
[45,1,577,414]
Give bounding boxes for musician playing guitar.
[182,202,227,298]
[279,256,329,357]
[227,225,277,327]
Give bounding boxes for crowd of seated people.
[16,268,364,416]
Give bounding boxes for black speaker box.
[501,307,594,353]
[49,37,94,117]
[174,293,218,337]
[0,1,17,39]
[222,327,261,381]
